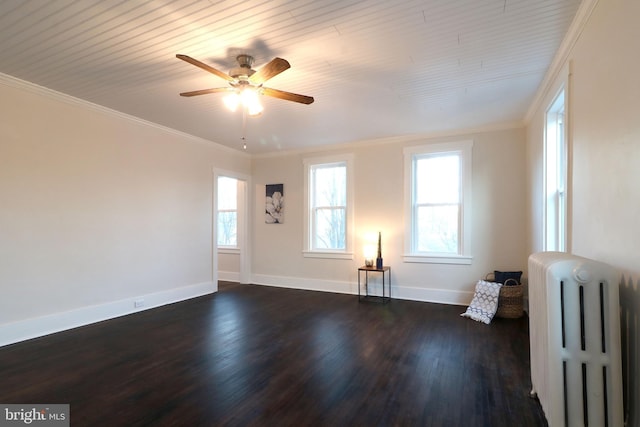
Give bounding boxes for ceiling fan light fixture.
[223,92,240,112]
[240,88,263,116]
[223,87,262,115]
[247,101,263,117]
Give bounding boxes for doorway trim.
[213,168,252,287]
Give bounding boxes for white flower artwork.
[265,184,284,224]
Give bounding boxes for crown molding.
[0,72,249,158]
[524,0,599,123]
[252,120,524,159]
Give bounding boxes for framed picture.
[265,184,284,224]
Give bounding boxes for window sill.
[303,250,353,260]
[219,247,240,255]
[403,254,473,265]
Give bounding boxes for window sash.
[310,163,347,251]
[217,209,237,247]
[544,90,567,252]
[403,140,472,265]
[413,203,461,254]
[310,163,347,208]
[412,152,463,255]
[217,176,238,248]
[312,206,346,250]
[414,154,461,204]
[303,155,353,259]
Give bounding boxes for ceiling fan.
[176,53,314,115]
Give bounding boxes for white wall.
[525,0,640,424]
[218,251,241,281]
[251,126,528,304]
[0,77,250,345]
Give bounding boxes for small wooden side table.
[358,266,391,303]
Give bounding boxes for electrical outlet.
[134,299,144,308]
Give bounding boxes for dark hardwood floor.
[0,282,547,426]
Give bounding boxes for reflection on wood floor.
[0,281,547,426]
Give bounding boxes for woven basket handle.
[504,278,519,286]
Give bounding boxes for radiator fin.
[599,282,606,353]
[561,281,566,348]
[579,285,586,351]
[563,360,569,426]
[603,366,609,427]
[582,363,589,426]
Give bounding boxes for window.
[404,141,473,264]
[217,176,238,248]
[303,154,354,259]
[544,89,567,251]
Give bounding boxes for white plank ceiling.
[0,0,582,154]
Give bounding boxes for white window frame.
[403,140,473,265]
[216,176,239,254]
[303,154,354,259]
[544,87,568,252]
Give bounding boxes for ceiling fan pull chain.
[241,107,247,150]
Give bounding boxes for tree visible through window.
[403,140,472,264]
[310,163,346,250]
[217,176,237,247]
[303,154,353,259]
[415,154,461,253]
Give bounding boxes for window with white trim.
[544,89,567,252]
[217,176,238,248]
[404,141,473,264]
[303,155,354,259]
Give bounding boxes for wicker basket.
[496,278,524,319]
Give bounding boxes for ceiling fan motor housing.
[230,54,256,80]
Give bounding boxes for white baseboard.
[1,277,473,348]
[0,281,216,348]
[392,286,472,306]
[251,274,472,306]
[218,271,240,282]
[252,274,355,294]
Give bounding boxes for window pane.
[313,164,346,207]
[218,177,237,210]
[545,90,566,252]
[416,205,459,253]
[416,155,460,204]
[404,141,472,261]
[313,207,345,250]
[217,211,237,246]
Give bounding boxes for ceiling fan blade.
[262,87,314,104]
[176,54,235,82]
[249,58,290,85]
[179,87,232,97]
